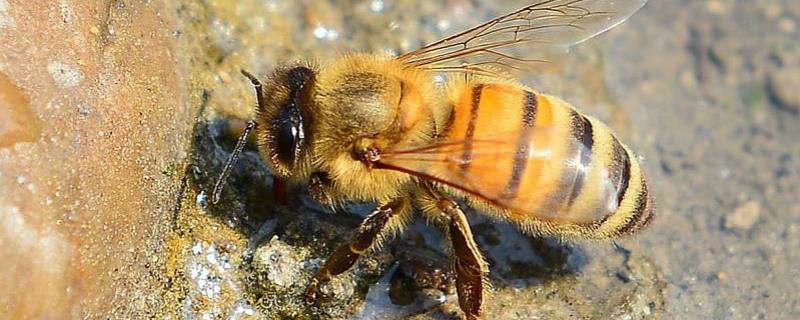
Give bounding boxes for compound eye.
[274,106,304,168]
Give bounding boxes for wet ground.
[617,1,800,318]
[1,0,798,319]
[164,0,800,319]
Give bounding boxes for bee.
[212,0,654,319]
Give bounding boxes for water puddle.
[355,263,452,320]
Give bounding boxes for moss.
[743,86,766,112]
[162,162,177,177]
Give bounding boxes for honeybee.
[213,1,654,319]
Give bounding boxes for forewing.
[397,0,648,76]
[378,128,620,224]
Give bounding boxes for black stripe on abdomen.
[618,177,651,235]
[609,137,632,207]
[459,84,484,172]
[503,91,538,199]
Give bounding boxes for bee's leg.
[305,198,408,301]
[272,176,288,205]
[437,198,487,320]
[308,172,335,209]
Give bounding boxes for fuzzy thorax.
[306,54,440,202]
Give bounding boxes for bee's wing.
[397,0,648,76]
[378,127,620,224]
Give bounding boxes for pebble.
[767,67,800,113]
[252,237,309,289]
[706,0,726,15]
[778,17,796,34]
[724,201,761,231]
[763,4,781,19]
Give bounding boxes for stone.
[768,67,800,113]
[725,201,762,231]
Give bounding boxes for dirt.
[1,0,798,319]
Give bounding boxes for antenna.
[211,119,258,204]
[211,69,265,205]
[241,69,265,110]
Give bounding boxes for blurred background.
[0,0,797,319]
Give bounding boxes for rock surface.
[0,1,192,318]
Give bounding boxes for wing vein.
[395,0,648,76]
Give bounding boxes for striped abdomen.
[437,82,653,238]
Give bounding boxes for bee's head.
[253,64,316,178]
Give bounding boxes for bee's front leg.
[305,198,408,301]
[308,171,335,209]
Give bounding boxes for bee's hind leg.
[305,198,410,301]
